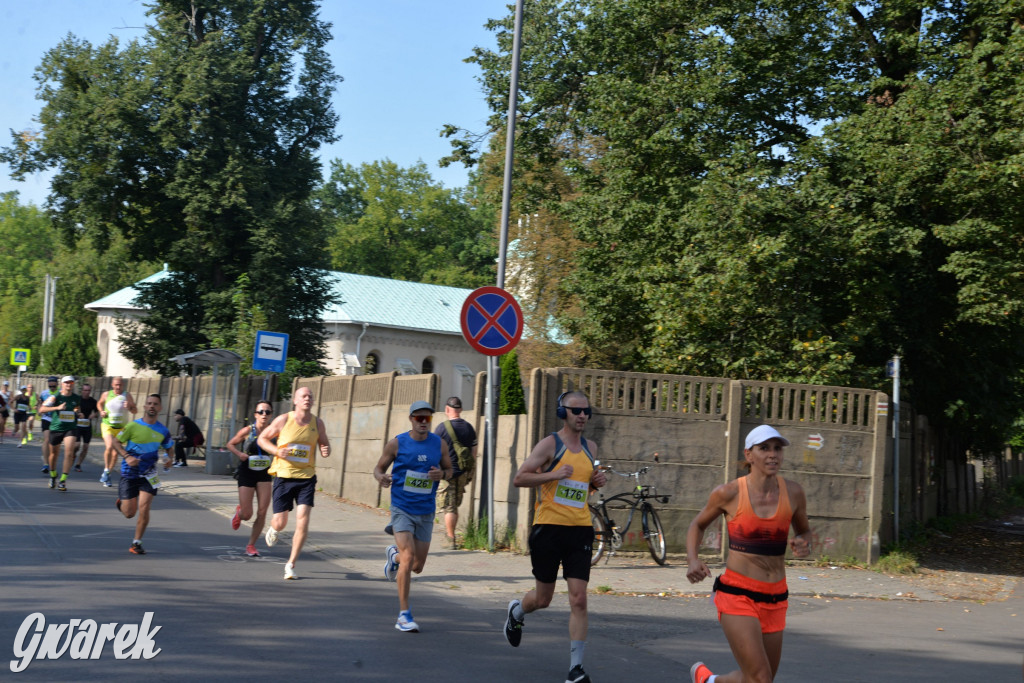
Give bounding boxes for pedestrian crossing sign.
[10,348,30,366]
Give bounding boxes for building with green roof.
[85,268,487,402]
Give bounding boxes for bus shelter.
[169,349,242,449]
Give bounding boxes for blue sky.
[0,0,503,207]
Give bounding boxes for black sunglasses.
[566,406,592,416]
[255,409,273,415]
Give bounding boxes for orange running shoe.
[690,662,713,683]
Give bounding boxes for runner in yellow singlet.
[257,386,331,580]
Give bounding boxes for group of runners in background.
[2,375,129,489]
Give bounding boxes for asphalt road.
[1,441,1021,682]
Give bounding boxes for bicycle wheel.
[590,506,608,566]
[642,504,667,565]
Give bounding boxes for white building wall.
[324,323,485,403]
[93,315,485,398]
[94,313,160,378]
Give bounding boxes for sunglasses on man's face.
[566,406,592,416]
[255,410,272,415]
[411,414,432,423]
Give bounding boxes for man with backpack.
[434,396,477,549]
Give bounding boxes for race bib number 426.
[403,470,433,494]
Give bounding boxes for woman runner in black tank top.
[225,401,275,557]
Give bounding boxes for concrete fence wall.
[285,367,890,563]
[530,369,888,563]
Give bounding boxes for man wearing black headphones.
[503,390,607,683]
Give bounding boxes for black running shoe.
[129,542,145,555]
[57,480,67,492]
[504,600,523,647]
[48,477,56,489]
[566,665,591,683]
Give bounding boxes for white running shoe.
[265,527,279,547]
[384,544,399,581]
[395,611,419,632]
[284,562,297,580]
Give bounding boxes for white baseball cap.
[61,375,76,384]
[744,425,790,449]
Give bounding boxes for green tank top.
[47,393,82,432]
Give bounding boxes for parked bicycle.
[589,456,669,565]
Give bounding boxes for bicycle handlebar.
[597,464,650,479]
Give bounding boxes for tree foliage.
[499,350,527,415]
[39,321,103,377]
[0,193,53,371]
[3,0,341,372]
[455,0,1024,448]
[0,192,150,374]
[316,159,497,287]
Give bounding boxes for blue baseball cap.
[409,400,433,415]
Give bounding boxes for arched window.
[421,357,435,375]
[99,329,110,372]
[364,352,380,375]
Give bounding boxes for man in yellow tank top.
[257,386,331,580]
[503,391,607,683]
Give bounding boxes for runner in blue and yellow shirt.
[111,394,173,556]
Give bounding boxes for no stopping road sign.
[460,287,524,356]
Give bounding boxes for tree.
[3,0,341,372]
[316,159,497,288]
[499,350,527,415]
[454,0,1024,448]
[39,321,103,377]
[0,192,54,371]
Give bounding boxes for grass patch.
[460,516,517,552]
[595,585,613,594]
[874,547,919,574]
[814,555,865,569]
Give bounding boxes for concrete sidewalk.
[83,449,963,602]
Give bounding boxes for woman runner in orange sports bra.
[685,425,812,683]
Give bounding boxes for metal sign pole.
[485,0,525,553]
[486,356,497,549]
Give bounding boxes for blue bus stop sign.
[253,331,289,373]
